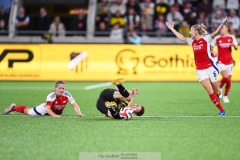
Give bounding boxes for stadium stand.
[0,0,239,44]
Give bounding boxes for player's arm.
[113,91,131,100]
[115,87,139,95]
[211,46,218,57]
[113,91,136,101]
[16,17,30,27]
[232,37,238,50]
[72,102,85,117]
[66,91,85,116]
[165,21,187,43]
[232,44,238,50]
[211,37,218,57]
[114,88,139,100]
[45,104,61,117]
[127,91,136,108]
[211,16,230,39]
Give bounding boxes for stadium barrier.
[0,44,239,81]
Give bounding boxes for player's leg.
[27,103,47,116]
[211,81,226,114]
[220,70,229,88]
[223,75,232,103]
[211,80,221,97]
[112,78,125,85]
[222,64,233,103]
[218,64,227,89]
[3,103,28,115]
[208,67,226,115]
[112,78,129,97]
[220,70,230,102]
[197,68,225,115]
[201,79,225,115]
[96,97,110,116]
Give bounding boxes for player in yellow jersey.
[96,78,144,119]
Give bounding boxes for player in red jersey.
[211,24,238,103]
[165,16,230,116]
[3,80,85,117]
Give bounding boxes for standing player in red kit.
[3,80,85,117]
[211,24,238,103]
[165,16,230,116]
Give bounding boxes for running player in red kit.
[211,24,238,103]
[165,16,230,116]
[3,80,85,117]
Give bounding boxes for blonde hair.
[192,24,208,35]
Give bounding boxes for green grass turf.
[0,81,240,160]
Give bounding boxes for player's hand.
[165,21,174,29]
[131,90,138,98]
[78,113,85,117]
[53,115,61,117]
[222,16,230,24]
[211,51,218,57]
[131,88,139,94]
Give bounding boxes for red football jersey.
[187,35,217,70]
[46,91,75,115]
[211,34,238,65]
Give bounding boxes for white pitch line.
[96,115,240,118]
[84,82,112,90]
[138,115,240,118]
[2,114,240,118]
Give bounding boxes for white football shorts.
[218,63,233,75]
[27,103,47,116]
[196,66,219,82]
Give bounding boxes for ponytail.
[192,24,208,35]
[199,24,208,35]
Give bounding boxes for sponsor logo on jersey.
[54,105,64,110]
[219,43,232,48]
[193,44,204,50]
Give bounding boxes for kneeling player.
[96,78,144,119]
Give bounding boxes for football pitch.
[0,81,240,160]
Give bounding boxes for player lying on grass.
[3,80,84,117]
[96,78,144,119]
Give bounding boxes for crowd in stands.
[1,0,240,44]
[0,6,9,34]
[95,0,240,44]
[14,6,68,37]
[0,0,11,34]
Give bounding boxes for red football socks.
[220,78,226,88]
[224,77,231,96]
[12,106,27,113]
[209,93,224,111]
[220,77,231,96]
